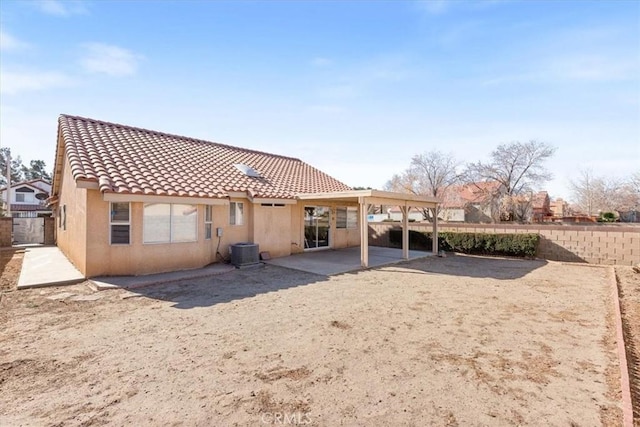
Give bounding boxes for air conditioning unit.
[230,243,260,268]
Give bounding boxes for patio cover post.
[401,205,409,260]
[432,207,439,255]
[359,199,369,267]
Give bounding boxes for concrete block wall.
[0,218,11,247]
[368,222,640,266]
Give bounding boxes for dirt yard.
[0,255,626,426]
[0,248,23,292]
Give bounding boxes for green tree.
[22,159,52,181]
[0,148,24,186]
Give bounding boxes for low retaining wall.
[368,222,640,266]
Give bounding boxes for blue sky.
[1,0,638,200]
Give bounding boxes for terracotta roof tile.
[58,115,352,199]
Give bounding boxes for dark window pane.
[111,225,130,244]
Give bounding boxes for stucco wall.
[55,155,88,274]
[252,204,293,258]
[368,222,640,266]
[0,218,11,247]
[57,173,366,276]
[83,194,257,277]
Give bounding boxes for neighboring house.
[51,115,439,277]
[387,206,423,222]
[530,191,552,222]
[549,197,568,219]
[618,210,640,222]
[0,179,52,218]
[440,182,505,223]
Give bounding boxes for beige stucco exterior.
[55,156,88,275]
[54,161,364,277]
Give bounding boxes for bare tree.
[570,169,640,217]
[464,140,556,221]
[569,169,606,216]
[385,151,461,220]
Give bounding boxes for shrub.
[597,212,617,222]
[388,228,539,258]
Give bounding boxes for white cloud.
[0,30,30,52]
[35,0,88,16]
[307,105,347,114]
[311,57,332,67]
[546,54,639,82]
[0,69,74,95]
[79,43,143,76]
[415,0,450,15]
[482,53,639,86]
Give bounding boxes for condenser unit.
[230,243,260,268]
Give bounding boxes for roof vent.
[234,163,261,178]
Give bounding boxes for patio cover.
[296,189,440,268]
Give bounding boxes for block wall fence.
[0,217,56,247]
[368,222,640,266]
[0,218,11,247]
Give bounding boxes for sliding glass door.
[304,206,330,250]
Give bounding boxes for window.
[110,202,130,244]
[260,203,285,207]
[230,202,244,225]
[61,205,67,231]
[204,205,213,239]
[15,193,25,202]
[143,203,197,243]
[336,207,358,229]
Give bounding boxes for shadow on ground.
[128,254,548,309]
[349,252,549,281]
[128,264,328,309]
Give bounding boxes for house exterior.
[549,197,568,219]
[50,115,439,277]
[531,191,552,222]
[440,182,505,223]
[387,206,423,222]
[1,179,52,218]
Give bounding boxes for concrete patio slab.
[264,246,433,275]
[17,246,85,289]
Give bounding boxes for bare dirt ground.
[616,266,640,425]
[0,255,625,426]
[0,249,23,292]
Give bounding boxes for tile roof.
[57,115,351,199]
[441,182,504,208]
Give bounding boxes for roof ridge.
[59,114,303,162]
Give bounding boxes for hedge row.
[388,229,539,258]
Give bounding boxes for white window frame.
[336,206,358,229]
[142,203,198,244]
[204,205,213,240]
[230,202,244,226]
[110,202,130,245]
